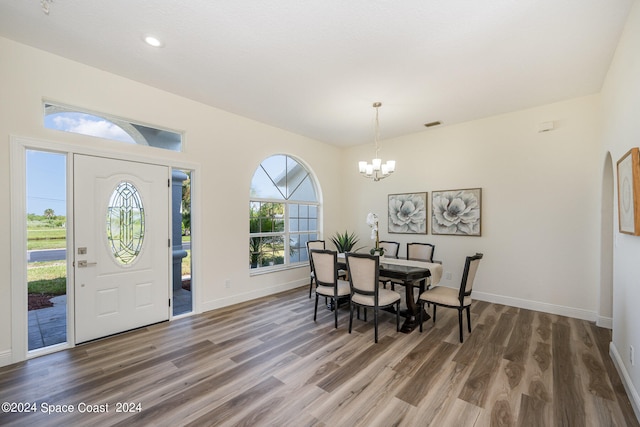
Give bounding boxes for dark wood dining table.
[337,254,443,333]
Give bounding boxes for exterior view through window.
[26,149,67,351]
[250,155,319,270]
[43,102,183,152]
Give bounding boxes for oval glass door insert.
[107,181,145,264]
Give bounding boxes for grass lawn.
[28,228,66,250]
[28,261,66,295]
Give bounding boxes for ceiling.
[0,0,634,147]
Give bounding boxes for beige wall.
[0,37,345,363]
[342,95,602,317]
[601,0,640,414]
[0,13,629,381]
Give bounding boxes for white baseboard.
[610,342,640,422]
[473,291,597,322]
[201,279,307,313]
[597,315,613,329]
[0,349,13,368]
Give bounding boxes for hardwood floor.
[0,287,637,426]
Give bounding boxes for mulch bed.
[28,281,190,311]
[28,294,55,311]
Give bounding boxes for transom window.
[250,155,319,270]
[43,102,183,152]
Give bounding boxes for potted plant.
[331,230,364,253]
[366,213,385,256]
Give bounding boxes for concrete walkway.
[28,295,67,350]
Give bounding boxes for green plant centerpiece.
[331,230,364,253]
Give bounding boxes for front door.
[74,155,169,343]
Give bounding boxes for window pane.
[289,175,317,202]
[309,218,317,231]
[299,218,309,232]
[44,103,182,151]
[289,218,299,232]
[251,167,284,200]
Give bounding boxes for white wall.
[342,95,602,319]
[0,37,345,365]
[601,0,640,415]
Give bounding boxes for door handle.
[77,260,97,268]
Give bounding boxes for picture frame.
[388,192,428,234]
[431,188,482,236]
[616,148,640,235]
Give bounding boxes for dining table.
[337,253,443,333]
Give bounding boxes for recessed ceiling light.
[144,36,163,47]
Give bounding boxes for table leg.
[400,280,430,333]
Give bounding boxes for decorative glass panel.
[107,181,145,264]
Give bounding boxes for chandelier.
[358,102,395,181]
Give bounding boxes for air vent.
[424,121,442,128]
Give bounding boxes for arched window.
[250,155,319,270]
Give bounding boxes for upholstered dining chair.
[386,242,436,291]
[407,242,435,262]
[306,240,326,298]
[378,241,400,289]
[310,249,351,328]
[418,253,483,343]
[345,252,401,343]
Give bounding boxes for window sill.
[249,263,307,276]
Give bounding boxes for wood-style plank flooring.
[0,287,637,426]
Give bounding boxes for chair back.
[310,249,338,286]
[459,253,483,301]
[378,241,400,258]
[306,240,325,271]
[407,243,435,262]
[345,253,379,296]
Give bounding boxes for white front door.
[74,155,170,343]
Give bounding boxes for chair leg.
[466,306,472,333]
[349,302,354,334]
[418,301,423,332]
[433,305,437,323]
[309,278,313,298]
[458,309,464,343]
[334,298,339,329]
[396,301,400,332]
[314,294,319,321]
[374,306,379,343]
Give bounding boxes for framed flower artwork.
[431,188,482,236]
[617,148,640,235]
[388,192,427,234]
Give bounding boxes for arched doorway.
[599,152,615,328]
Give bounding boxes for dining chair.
[345,252,401,343]
[407,242,435,262]
[310,249,351,328]
[418,253,483,342]
[306,240,326,298]
[390,242,437,292]
[378,240,400,289]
